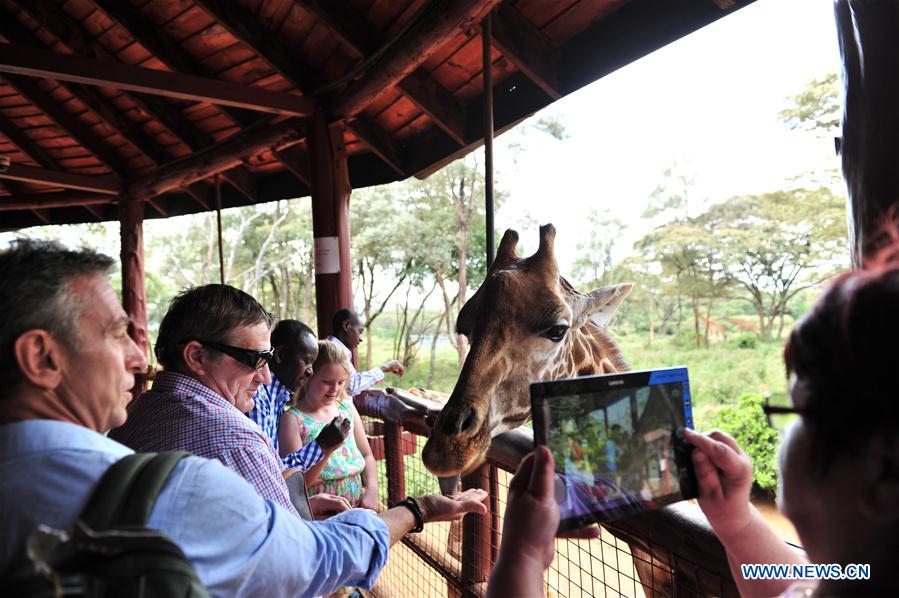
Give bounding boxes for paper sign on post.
[314,236,340,274]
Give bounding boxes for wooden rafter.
[128,118,305,201]
[331,0,504,119]
[274,145,311,186]
[491,3,561,99]
[0,191,115,211]
[0,110,58,169]
[193,0,408,177]
[0,8,170,166]
[0,163,121,194]
[89,0,279,205]
[299,0,467,146]
[0,44,315,117]
[0,72,132,174]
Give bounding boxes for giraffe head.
[422,224,632,478]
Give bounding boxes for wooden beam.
[222,167,258,204]
[0,111,58,168]
[300,0,467,145]
[192,0,401,179]
[0,190,116,210]
[185,182,212,210]
[331,0,503,119]
[1,72,134,174]
[128,119,305,200]
[348,116,406,176]
[274,145,311,186]
[82,204,105,220]
[491,4,561,99]
[0,44,315,116]
[0,163,122,194]
[0,8,171,166]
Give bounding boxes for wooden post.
[309,109,353,338]
[383,422,407,505]
[461,464,493,594]
[119,196,148,396]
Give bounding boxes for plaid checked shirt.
[248,374,323,472]
[110,371,299,517]
[327,336,384,397]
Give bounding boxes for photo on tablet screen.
[531,367,695,529]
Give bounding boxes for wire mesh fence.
[360,415,737,597]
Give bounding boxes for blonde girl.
[278,340,379,510]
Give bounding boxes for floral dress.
[285,400,366,506]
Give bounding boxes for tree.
[704,187,847,340]
[637,217,732,347]
[572,208,625,286]
[351,185,411,368]
[642,162,696,220]
[779,72,840,134]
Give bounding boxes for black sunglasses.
[187,338,274,370]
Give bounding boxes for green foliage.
[779,73,840,134]
[730,332,758,350]
[706,395,781,495]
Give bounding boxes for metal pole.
[482,14,495,267]
[215,173,225,285]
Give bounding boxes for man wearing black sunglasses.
[111,284,300,516]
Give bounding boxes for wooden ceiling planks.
[0,0,758,226]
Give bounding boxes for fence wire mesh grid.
[362,419,734,597]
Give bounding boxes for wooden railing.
[359,390,739,597]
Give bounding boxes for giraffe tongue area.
[438,475,461,495]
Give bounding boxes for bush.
[706,394,780,497]
[730,332,758,350]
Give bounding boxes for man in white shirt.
[328,309,404,397]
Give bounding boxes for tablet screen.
[531,367,695,528]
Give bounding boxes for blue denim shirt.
[0,420,388,597]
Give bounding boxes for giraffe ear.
[581,283,633,327]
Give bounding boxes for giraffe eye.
[543,324,569,342]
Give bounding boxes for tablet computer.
[530,367,698,531]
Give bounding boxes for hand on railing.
[416,488,489,523]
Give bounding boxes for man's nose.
[256,363,272,385]
[126,334,148,373]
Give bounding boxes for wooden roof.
[0,0,755,229]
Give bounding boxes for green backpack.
[7,452,210,597]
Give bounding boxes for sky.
[1,0,845,280]
[490,0,843,271]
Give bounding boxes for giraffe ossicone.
[422,224,633,478]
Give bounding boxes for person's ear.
[181,340,209,377]
[860,433,899,522]
[13,330,66,391]
[273,344,285,364]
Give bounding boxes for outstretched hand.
[315,414,352,452]
[416,488,488,523]
[683,428,754,539]
[380,359,405,377]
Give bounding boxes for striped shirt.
[327,336,384,397]
[248,374,323,472]
[110,371,299,517]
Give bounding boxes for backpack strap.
[80,452,190,530]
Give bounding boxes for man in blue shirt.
[248,319,351,476]
[0,240,487,596]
